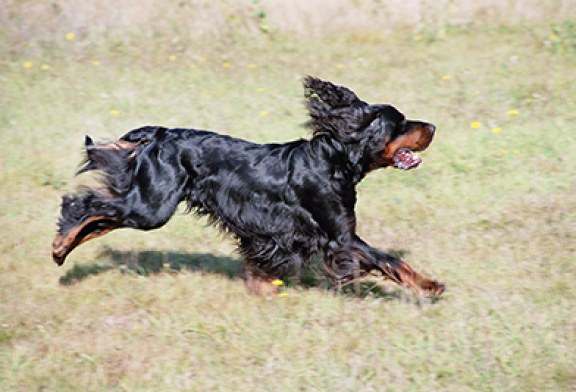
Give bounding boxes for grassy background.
[1,2,575,391]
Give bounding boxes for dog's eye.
[398,120,409,133]
[389,120,406,138]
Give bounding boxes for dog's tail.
[76,126,166,196]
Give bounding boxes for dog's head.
[304,77,435,172]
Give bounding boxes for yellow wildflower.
[507,109,519,116]
[91,60,101,67]
[470,122,482,129]
[168,55,177,62]
[271,279,284,287]
[222,62,231,68]
[247,63,256,69]
[65,32,75,41]
[23,61,33,69]
[260,111,269,117]
[441,75,451,81]
[110,109,120,116]
[40,64,50,70]
[278,293,289,297]
[491,127,501,134]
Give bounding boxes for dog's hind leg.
[52,193,123,265]
[53,136,186,265]
[52,183,184,266]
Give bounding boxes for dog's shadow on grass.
[59,248,438,303]
[58,248,243,286]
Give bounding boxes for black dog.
[53,77,445,296]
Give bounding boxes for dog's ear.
[306,102,386,143]
[303,76,367,109]
[304,77,385,142]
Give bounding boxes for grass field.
[1,8,576,391]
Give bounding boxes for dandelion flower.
[260,111,269,117]
[168,55,177,62]
[65,32,75,41]
[441,75,451,81]
[470,122,482,129]
[23,61,33,69]
[271,279,284,287]
[110,109,120,116]
[40,64,50,70]
[278,293,289,297]
[507,109,519,116]
[491,127,501,134]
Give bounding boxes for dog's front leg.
[353,237,445,297]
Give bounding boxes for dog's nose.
[426,124,436,134]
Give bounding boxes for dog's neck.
[310,134,373,185]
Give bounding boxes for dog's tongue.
[393,149,422,170]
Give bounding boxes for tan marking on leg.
[242,263,280,296]
[382,259,445,297]
[52,216,117,265]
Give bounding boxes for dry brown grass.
[2,0,575,47]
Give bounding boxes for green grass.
[1,19,576,391]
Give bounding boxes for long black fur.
[54,77,444,295]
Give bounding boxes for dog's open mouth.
[393,148,422,170]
